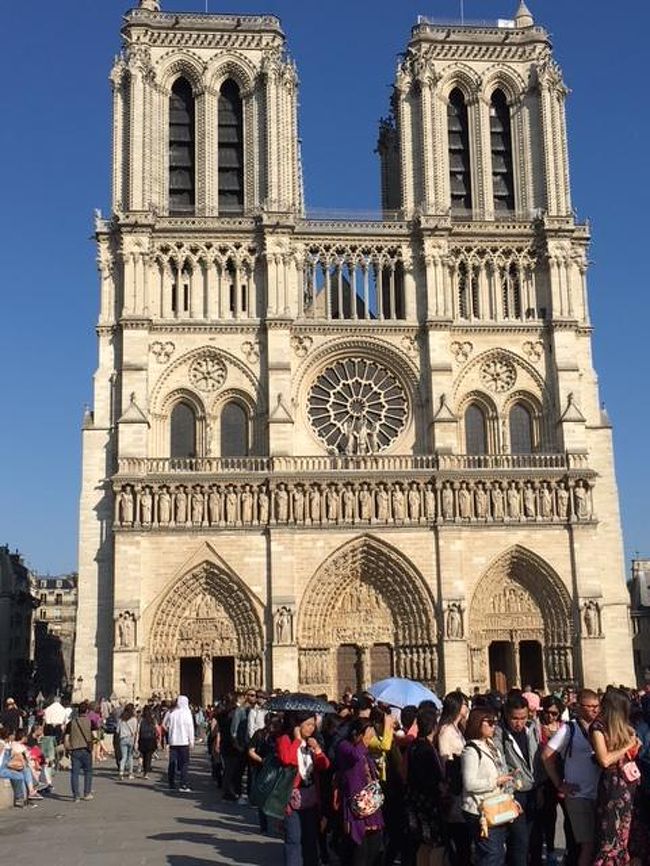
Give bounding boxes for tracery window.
[307,358,408,454]
[169,78,196,214]
[448,88,472,212]
[170,402,197,458]
[509,403,534,454]
[465,404,487,455]
[502,262,522,320]
[218,79,244,213]
[458,261,480,319]
[490,89,515,212]
[220,402,248,457]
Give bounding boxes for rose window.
[189,355,227,392]
[307,358,408,454]
[480,356,517,393]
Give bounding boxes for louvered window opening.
[448,89,472,212]
[218,80,244,213]
[490,90,515,212]
[169,79,195,214]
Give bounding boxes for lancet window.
[448,88,472,213]
[465,404,488,455]
[502,262,522,320]
[170,402,197,458]
[458,261,480,320]
[303,247,405,321]
[218,80,244,213]
[169,78,196,214]
[220,402,248,457]
[449,247,534,323]
[509,403,534,454]
[490,89,515,212]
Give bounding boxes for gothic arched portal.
[297,536,438,697]
[148,562,263,701]
[468,546,574,692]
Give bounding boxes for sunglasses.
[482,718,497,726]
[546,710,560,717]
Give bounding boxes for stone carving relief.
[401,335,418,358]
[116,611,136,649]
[114,477,595,530]
[582,600,602,638]
[274,606,294,645]
[241,339,260,364]
[291,335,313,358]
[480,355,517,393]
[189,354,227,393]
[522,341,544,363]
[177,593,237,658]
[150,341,175,363]
[445,602,465,640]
[331,581,394,645]
[451,341,473,364]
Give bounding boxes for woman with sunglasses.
[461,707,513,866]
[530,696,565,866]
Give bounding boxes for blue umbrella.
[368,677,442,710]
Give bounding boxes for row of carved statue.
[115,477,594,527]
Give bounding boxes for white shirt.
[44,701,68,726]
[548,721,601,800]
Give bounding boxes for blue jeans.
[119,741,134,775]
[506,792,535,866]
[0,765,27,801]
[284,806,319,866]
[71,749,93,798]
[464,812,507,866]
[168,745,190,788]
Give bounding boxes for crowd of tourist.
[0,682,649,866]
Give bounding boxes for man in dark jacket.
[65,701,94,802]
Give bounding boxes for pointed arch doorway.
[148,562,264,702]
[297,536,438,698]
[469,546,574,693]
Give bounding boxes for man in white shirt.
[44,698,68,743]
[163,695,195,792]
[542,689,601,866]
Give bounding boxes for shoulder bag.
[349,756,385,819]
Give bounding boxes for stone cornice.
[292,321,419,337]
[149,321,261,334]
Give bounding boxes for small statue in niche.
[159,487,171,524]
[117,611,135,648]
[140,487,153,525]
[583,600,600,638]
[275,606,293,645]
[446,603,463,640]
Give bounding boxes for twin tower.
[75,1,633,703]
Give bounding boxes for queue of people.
[1,683,649,866]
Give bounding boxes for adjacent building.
[75,0,634,704]
[630,559,650,685]
[0,546,38,705]
[33,574,78,697]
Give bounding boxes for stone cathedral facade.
[76,0,634,703]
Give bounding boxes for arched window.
[448,89,472,213]
[169,78,195,214]
[502,262,522,320]
[509,403,534,454]
[490,89,515,212]
[170,402,196,458]
[220,402,248,457]
[458,261,479,319]
[218,79,244,213]
[465,404,487,454]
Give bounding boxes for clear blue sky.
[1,1,648,575]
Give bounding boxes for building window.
[218,79,244,213]
[502,262,522,319]
[509,403,534,454]
[40,593,47,605]
[40,609,47,620]
[170,402,197,459]
[465,404,487,455]
[448,88,472,213]
[55,593,63,606]
[169,78,195,214]
[490,89,515,212]
[220,402,248,457]
[458,261,479,319]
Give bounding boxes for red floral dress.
[592,720,638,866]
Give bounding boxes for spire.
[514,0,534,28]
[139,0,161,11]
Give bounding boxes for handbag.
[480,792,521,828]
[621,760,641,784]
[350,779,385,818]
[261,764,298,820]
[7,752,26,772]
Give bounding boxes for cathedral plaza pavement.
[0,752,283,866]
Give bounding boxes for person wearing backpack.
[137,705,158,779]
[117,704,138,780]
[542,689,601,866]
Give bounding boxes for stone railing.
[113,473,596,532]
[116,452,585,477]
